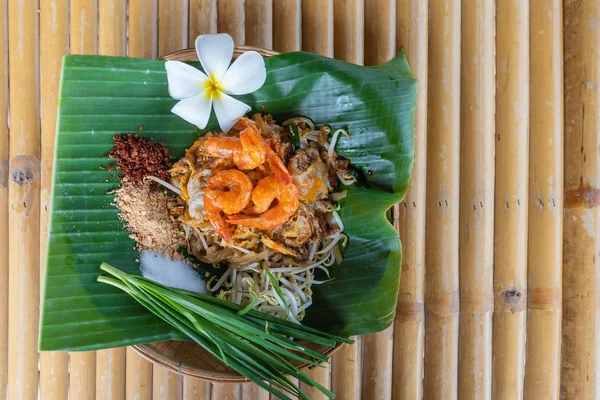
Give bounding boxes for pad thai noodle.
[150,114,355,322]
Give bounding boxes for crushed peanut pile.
[114,181,185,259]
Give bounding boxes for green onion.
[98,263,352,400]
[289,124,301,151]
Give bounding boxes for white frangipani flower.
[165,34,267,133]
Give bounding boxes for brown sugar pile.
[107,133,172,182]
[114,181,185,259]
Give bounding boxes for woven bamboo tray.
[131,45,344,383]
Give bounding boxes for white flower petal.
[195,34,234,82]
[171,94,213,129]
[213,93,251,133]
[219,51,267,95]
[165,60,208,100]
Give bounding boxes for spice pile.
[107,133,172,182]
[107,133,185,259]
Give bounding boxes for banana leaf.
[39,51,416,351]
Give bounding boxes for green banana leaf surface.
[39,51,417,351]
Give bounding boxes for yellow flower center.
[204,74,222,100]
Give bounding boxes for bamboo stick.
[70,352,96,400]
[126,348,152,400]
[7,0,41,398]
[364,0,396,65]
[331,340,362,400]
[525,1,563,398]
[562,0,599,398]
[68,2,98,397]
[183,376,211,399]
[98,0,126,56]
[212,382,241,399]
[39,0,70,392]
[273,0,301,52]
[300,366,331,400]
[97,2,127,398]
[129,0,158,59]
[245,0,273,49]
[96,349,126,400]
[362,329,393,399]
[70,0,98,54]
[333,0,364,64]
[218,0,245,44]
[458,2,495,399]
[153,365,183,400]
[189,0,217,41]
[424,1,461,399]
[492,1,529,399]
[391,1,427,399]
[0,2,8,399]
[329,4,363,397]
[301,0,334,57]
[360,2,397,399]
[158,0,188,57]
[241,382,270,400]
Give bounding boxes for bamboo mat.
[2,0,599,399]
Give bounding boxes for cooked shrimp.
[205,169,253,214]
[204,121,292,183]
[228,176,299,230]
[203,126,266,170]
[203,169,254,241]
[204,196,233,241]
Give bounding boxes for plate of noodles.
[39,33,417,359]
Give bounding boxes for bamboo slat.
[273,0,301,52]
[241,382,269,400]
[189,0,218,41]
[70,353,97,400]
[492,1,529,399]
[98,0,126,56]
[360,1,397,399]
[0,2,8,399]
[70,0,98,54]
[525,1,564,398]
[300,366,331,400]
[218,0,245,43]
[39,2,70,399]
[458,2,495,399]
[97,2,127,398]
[424,1,461,399]
[331,341,362,400]
[392,1,427,399]
[68,2,98,396]
[129,0,158,59]
[245,0,273,49]
[302,0,334,57]
[333,0,364,64]
[183,376,211,399]
[7,0,40,398]
[96,349,126,400]
[329,3,363,397]
[362,329,393,399]
[158,0,188,57]
[126,348,152,400]
[562,0,600,397]
[153,365,183,400]
[364,0,396,65]
[212,382,241,399]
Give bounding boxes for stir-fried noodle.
[151,114,355,322]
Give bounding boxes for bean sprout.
[144,175,181,195]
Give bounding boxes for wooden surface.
[3,0,600,399]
